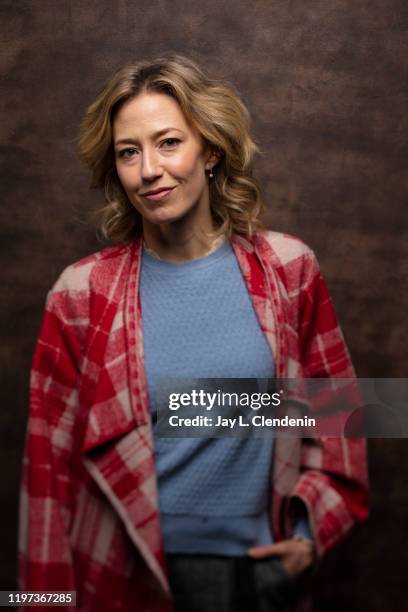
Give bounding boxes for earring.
[209,167,214,179]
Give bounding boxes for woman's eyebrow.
[115,127,184,146]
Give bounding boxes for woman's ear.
[206,146,223,170]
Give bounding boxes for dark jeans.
[166,554,296,612]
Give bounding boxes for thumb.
[248,541,289,559]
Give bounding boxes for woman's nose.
[141,149,163,181]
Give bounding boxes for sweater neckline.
[141,239,232,274]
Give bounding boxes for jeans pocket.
[274,557,295,587]
[252,557,296,612]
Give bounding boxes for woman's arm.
[18,290,82,601]
[249,241,369,572]
[291,247,369,556]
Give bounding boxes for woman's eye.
[118,148,138,159]
[161,138,181,148]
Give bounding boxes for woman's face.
[113,91,215,227]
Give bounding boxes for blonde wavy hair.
[79,53,266,243]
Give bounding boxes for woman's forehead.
[113,92,191,138]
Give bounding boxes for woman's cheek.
[116,165,128,187]
[115,165,125,188]
[117,167,138,194]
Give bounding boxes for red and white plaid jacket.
[19,230,369,611]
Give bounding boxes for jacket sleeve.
[18,287,82,600]
[290,248,369,557]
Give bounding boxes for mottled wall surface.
[1,0,407,609]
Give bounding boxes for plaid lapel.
[232,234,302,514]
[80,236,169,595]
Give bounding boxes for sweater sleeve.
[18,290,81,606]
[290,248,369,557]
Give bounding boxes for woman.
[18,54,369,612]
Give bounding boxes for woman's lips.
[142,187,176,201]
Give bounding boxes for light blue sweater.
[140,240,311,555]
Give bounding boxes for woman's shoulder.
[48,243,134,301]
[255,229,314,256]
[253,229,317,267]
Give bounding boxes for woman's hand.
[248,537,316,579]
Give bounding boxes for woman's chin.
[147,206,190,226]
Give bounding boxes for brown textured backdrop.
[1,1,407,610]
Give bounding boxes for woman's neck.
[142,215,224,263]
